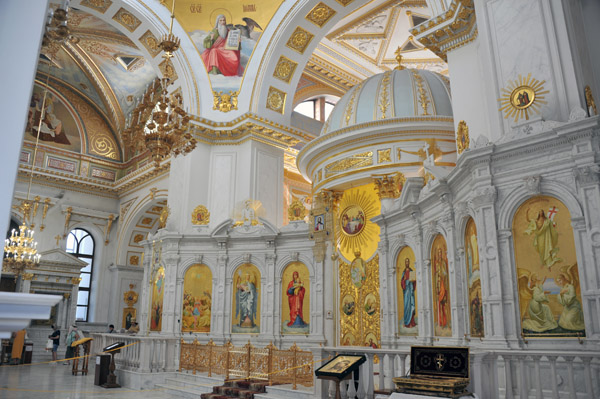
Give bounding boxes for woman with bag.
[63,325,79,365]
[47,325,60,362]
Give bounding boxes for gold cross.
[55,235,61,246]
[435,354,445,370]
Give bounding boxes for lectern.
[316,354,366,399]
[102,342,125,388]
[71,337,93,376]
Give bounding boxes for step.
[254,384,316,399]
[156,383,213,399]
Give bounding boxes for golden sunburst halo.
[336,184,380,262]
[498,73,549,122]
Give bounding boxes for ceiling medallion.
[139,30,161,58]
[499,73,548,122]
[266,87,287,114]
[112,7,141,33]
[306,2,336,28]
[286,27,314,54]
[456,120,469,154]
[273,56,298,83]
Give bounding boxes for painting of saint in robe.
[465,218,484,337]
[282,263,310,334]
[232,264,260,333]
[397,246,418,335]
[431,235,452,337]
[150,267,165,331]
[513,196,585,338]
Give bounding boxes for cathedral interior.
[1,0,600,398]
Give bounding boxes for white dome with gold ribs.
[297,69,456,192]
[323,69,452,135]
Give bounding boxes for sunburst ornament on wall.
[498,73,549,122]
[336,184,380,262]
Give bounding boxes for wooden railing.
[179,339,314,389]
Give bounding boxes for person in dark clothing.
[48,325,60,362]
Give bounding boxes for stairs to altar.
[201,379,270,399]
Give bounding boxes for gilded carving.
[266,87,287,114]
[124,284,139,307]
[139,30,161,58]
[90,135,117,159]
[499,73,548,122]
[585,85,597,116]
[373,172,406,199]
[133,234,145,243]
[344,82,363,126]
[456,120,469,154]
[112,8,141,32]
[340,253,380,349]
[213,91,239,113]
[288,200,307,221]
[191,205,210,225]
[325,152,373,177]
[286,27,314,54]
[158,205,170,229]
[335,0,354,5]
[129,255,139,265]
[80,0,112,13]
[378,149,391,163]
[378,71,391,119]
[306,2,336,28]
[412,71,430,115]
[273,56,298,83]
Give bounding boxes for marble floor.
[0,362,166,399]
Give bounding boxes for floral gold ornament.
[378,149,391,163]
[129,255,139,265]
[191,205,210,225]
[158,205,170,229]
[213,91,239,112]
[81,0,112,13]
[378,72,391,119]
[456,120,469,154]
[412,71,430,115]
[335,0,354,5]
[104,214,114,245]
[124,284,139,307]
[139,30,161,58]
[306,2,336,28]
[373,172,406,199]
[288,200,308,221]
[113,7,141,32]
[273,56,298,83]
[499,73,548,122]
[266,87,287,113]
[63,206,73,237]
[286,27,314,54]
[585,85,597,116]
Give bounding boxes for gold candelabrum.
[123,77,195,168]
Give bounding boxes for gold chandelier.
[122,0,195,168]
[42,0,76,48]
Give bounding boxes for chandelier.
[121,0,195,168]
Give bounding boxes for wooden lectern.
[71,337,93,376]
[316,354,366,399]
[102,342,125,388]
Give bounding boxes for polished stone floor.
[0,362,166,399]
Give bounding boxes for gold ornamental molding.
[335,0,354,6]
[306,2,336,28]
[273,56,298,83]
[112,7,141,33]
[305,56,358,91]
[286,27,314,54]
[139,30,161,58]
[498,73,548,122]
[288,200,308,221]
[266,87,287,114]
[456,120,469,154]
[410,0,477,61]
[80,0,112,14]
[373,172,406,200]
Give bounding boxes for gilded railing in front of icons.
[179,339,314,389]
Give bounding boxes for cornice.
[70,28,136,47]
[410,0,477,61]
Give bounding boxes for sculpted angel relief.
[513,196,585,337]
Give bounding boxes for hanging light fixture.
[122,0,195,168]
[42,0,76,48]
[3,70,52,277]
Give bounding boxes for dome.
[322,69,452,135]
[297,69,456,191]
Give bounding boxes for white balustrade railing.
[321,347,600,399]
[90,333,179,374]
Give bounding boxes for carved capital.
[471,186,497,207]
[373,172,406,200]
[573,164,600,186]
[523,175,541,195]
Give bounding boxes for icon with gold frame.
[316,354,366,378]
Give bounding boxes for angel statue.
[556,264,585,331]
[235,270,258,328]
[524,209,562,269]
[518,269,558,332]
